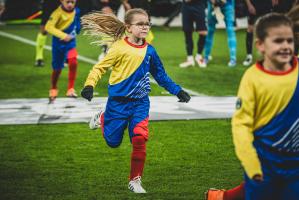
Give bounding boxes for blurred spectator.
[179,0,207,68]
[163,1,182,29]
[97,0,122,61]
[122,0,150,13]
[287,4,299,55]
[273,0,298,13]
[242,0,272,67]
[0,0,5,17]
[204,0,237,67]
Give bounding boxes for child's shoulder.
[52,5,62,13]
[145,43,156,53]
[241,63,260,80]
[75,7,80,14]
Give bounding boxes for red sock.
[224,182,245,200]
[67,57,77,89]
[100,112,105,137]
[130,136,146,180]
[51,69,61,89]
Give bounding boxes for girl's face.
[127,14,150,40]
[61,0,76,11]
[256,25,294,68]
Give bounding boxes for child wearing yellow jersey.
[45,0,81,103]
[207,13,299,200]
[80,8,191,193]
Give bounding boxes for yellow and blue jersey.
[45,6,81,49]
[85,37,181,98]
[232,58,299,178]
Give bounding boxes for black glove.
[81,85,94,101]
[177,90,191,103]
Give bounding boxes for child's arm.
[232,71,263,179]
[75,8,81,34]
[245,0,256,15]
[81,46,117,101]
[149,49,191,102]
[149,49,182,96]
[45,10,69,41]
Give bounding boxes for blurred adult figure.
[0,0,5,17]
[203,0,237,67]
[97,0,122,61]
[179,0,208,68]
[242,0,273,66]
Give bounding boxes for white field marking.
[0,96,236,125]
[0,30,203,96]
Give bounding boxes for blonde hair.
[81,8,149,46]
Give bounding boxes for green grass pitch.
[0,25,250,199]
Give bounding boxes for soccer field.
[0,25,248,199]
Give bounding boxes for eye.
[287,38,294,43]
[273,38,284,43]
[138,22,150,26]
[273,37,294,44]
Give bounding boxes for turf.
[0,120,243,200]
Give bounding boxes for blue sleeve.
[149,48,182,95]
[75,8,81,34]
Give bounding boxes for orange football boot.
[49,88,58,104]
[206,188,225,200]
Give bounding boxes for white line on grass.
[0,30,203,96]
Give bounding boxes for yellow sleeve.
[45,10,68,40]
[84,46,118,87]
[232,71,263,179]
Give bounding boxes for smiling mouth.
[277,51,292,56]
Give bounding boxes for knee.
[132,135,146,152]
[247,25,254,33]
[68,57,77,66]
[198,31,207,36]
[103,133,122,148]
[106,140,121,148]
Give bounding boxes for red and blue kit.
[45,6,81,70]
[232,58,299,200]
[85,37,182,147]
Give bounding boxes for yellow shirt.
[232,59,298,178]
[84,38,147,87]
[45,6,76,40]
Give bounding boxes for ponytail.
[81,12,126,46]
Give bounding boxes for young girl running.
[206,13,299,200]
[80,8,191,193]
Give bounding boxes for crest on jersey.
[236,98,242,109]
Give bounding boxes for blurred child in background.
[45,0,81,103]
[80,8,191,193]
